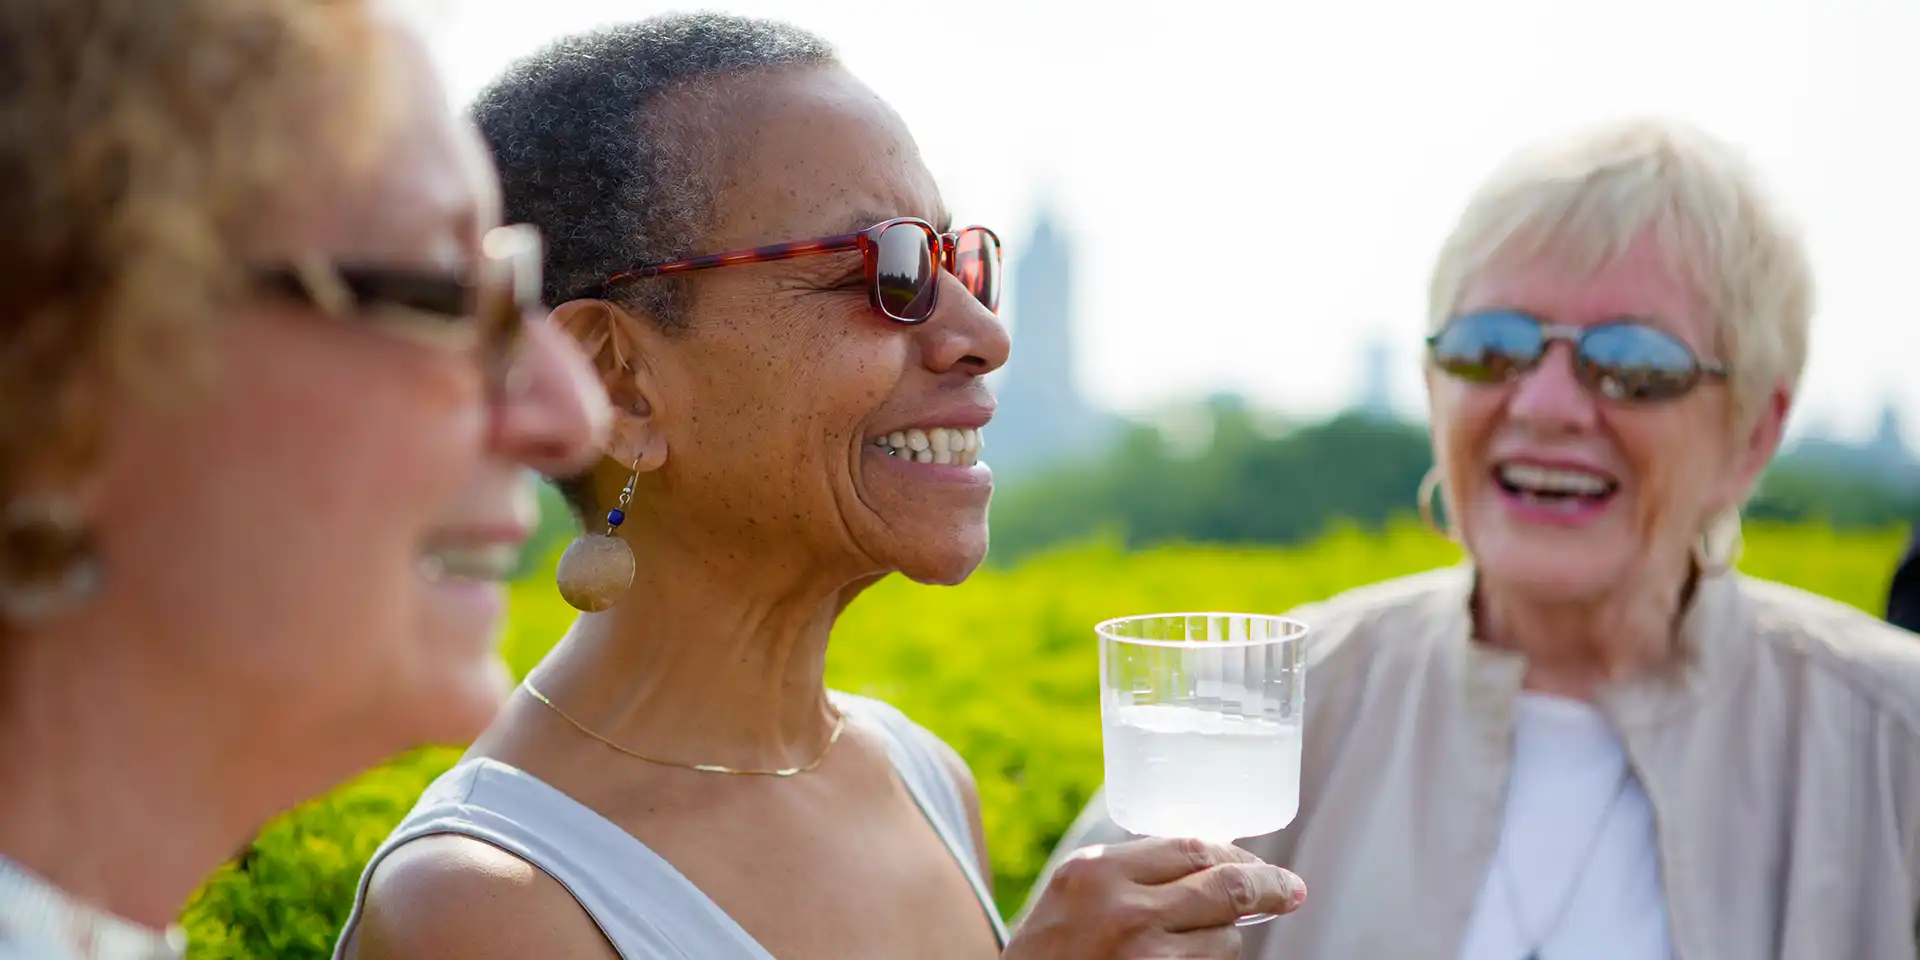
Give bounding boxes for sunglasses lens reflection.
[953,228,1001,313]
[874,222,936,321]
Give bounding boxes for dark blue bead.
[606,508,626,527]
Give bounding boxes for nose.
[917,272,1011,376]
[1507,341,1599,432]
[488,317,611,476]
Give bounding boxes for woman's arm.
[341,834,619,960]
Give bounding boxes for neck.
[0,619,382,930]
[526,531,862,772]
[1474,560,1697,700]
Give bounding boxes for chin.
[888,529,990,587]
[396,588,514,746]
[396,653,513,748]
[1468,537,1633,604]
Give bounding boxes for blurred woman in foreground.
[1047,118,1920,958]
[338,14,1304,960]
[0,1,606,956]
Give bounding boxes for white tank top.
[332,693,1008,959]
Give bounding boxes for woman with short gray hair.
[1045,118,1920,959]
[337,13,1305,960]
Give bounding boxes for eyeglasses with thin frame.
[587,217,1002,324]
[252,223,543,389]
[1426,308,1729,403]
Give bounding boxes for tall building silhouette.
[1356,333,1395,418]
[1780,395,1919,490]
[988,202,1113,479]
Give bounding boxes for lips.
[1494,462,1619,499]
[418,541,523,582]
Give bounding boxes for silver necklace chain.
[1498,765,1636,960]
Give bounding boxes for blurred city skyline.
[425,0,1920,451]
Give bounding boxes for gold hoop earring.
[1692,511,1743,578]
[1417,467,1453,541]
[555,461,639,613]
[0,495,102,625]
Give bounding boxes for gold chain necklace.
[519,679,849,777]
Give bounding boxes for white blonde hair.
[1427,118,1814,433]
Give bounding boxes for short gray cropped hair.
[471,12,835,331]
[1427,118,1814,433]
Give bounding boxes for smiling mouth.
[418,542,523,582]
[1493,462,1619,508]
[871,427,984,466]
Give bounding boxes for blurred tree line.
[514,397,1916,574]
[986,398,1920,565]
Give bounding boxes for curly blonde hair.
[0,0,390,518]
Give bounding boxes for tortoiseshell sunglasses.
[596,217,1002,323]
[253,224,543,389]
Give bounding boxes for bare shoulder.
[917,723,977,798]
[837,694,994,892]
[919,723,995,895]
[342,833,617,960]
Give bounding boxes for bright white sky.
[426,0,1920,447]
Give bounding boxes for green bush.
[180,521,1912,958]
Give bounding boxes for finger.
[1098,836,1263,885]
[1157,862,1307,931]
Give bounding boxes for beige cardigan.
[1038,566,1920,958]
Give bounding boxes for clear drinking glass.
[1097,612,1308,926]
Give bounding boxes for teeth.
[1498,463,1614,497]
[420,543,521,582]
[871,427,984,467]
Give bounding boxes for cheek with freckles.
[661,291,907,528]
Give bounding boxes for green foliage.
[987,410,1437,564]
[181,748,459,959]
[179,522,1912,957]
[1746,460,1920,528]
[987,404,1919,565]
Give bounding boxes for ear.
[1723,383,1792,505]
[549,299,668,476]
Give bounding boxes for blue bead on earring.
[555,459,640,613]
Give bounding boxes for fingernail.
[1293,885,1308,905]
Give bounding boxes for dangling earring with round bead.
[555,460,639,613]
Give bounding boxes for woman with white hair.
[1041,118,1920,959]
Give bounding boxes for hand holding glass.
[1098,613,1307,925]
